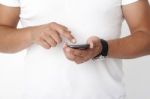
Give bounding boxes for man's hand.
[29,22,76,49]
[0,5,76,53]
[63,36,102,64]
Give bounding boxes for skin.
[0,5,76,53]
[63,0,150,64]
[0,0,150,64]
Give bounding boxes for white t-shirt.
[0,0,138,99]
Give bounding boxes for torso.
[20,0,125,99]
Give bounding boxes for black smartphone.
[67,44,90,50]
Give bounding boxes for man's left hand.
[63,36,102,64]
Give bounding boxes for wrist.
[93,39,109,59]
[27,26,37,44]
[93,40,102,58]
[20,27,34,44]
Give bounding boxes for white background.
[122,21,150,99]
[0,6,150,99]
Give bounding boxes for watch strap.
[93,39,108,60]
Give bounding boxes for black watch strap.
[100,39,108,57]
[93,39,108,59]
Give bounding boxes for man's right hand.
[29,22,76,49]
[0,4,76,53]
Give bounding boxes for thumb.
[87,39,94,49]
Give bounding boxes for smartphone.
[67,44,90,50]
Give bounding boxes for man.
[0,0,150,99]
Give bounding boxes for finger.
[74,57,86,64]
[66,47,87,61]
[75,54,91,64]
[63,46,88,63]
[67,48,87,58]
[53,22,69,30]
[49,30,62,44]
[38,38,51,49]
[72,49,85,58]
[61,31,76,43]
[71,48,93,62]
[43,34,57,47]
[57,28,76,43]
[63,47,76,61]
[51,23,76,43]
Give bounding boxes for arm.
[108,0,150,59]
[0,4,75,53]
[0,4,32,53]
[63,0,150,64]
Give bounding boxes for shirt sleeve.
[0,0,20,7]
[122,0,139,5]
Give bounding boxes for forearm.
[0,25,32,53]
[108,31,150,59]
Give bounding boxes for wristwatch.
[93,39,109,60]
